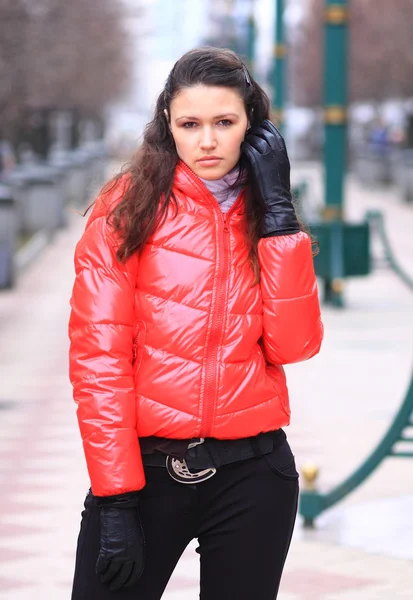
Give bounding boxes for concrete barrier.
[2,166,66,235]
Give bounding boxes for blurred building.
[205,0,275,90]
[106,0,300,156]
[107,0,208,153]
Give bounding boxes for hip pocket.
[264,439,299,481]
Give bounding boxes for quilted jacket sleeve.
[258,231,323,365]
[68,197,145,496]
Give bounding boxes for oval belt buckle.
[165,456,217,484]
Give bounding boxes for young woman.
[69,47,323,600]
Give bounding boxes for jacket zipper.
[178,162,242,437]
[200,212,231,437]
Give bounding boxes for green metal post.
[272,0,286,130]
[322,0,349,307]
[246,4,256,75]
[225,0,236,52]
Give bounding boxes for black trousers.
[71,439,299,600]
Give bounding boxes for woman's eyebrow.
[175,113,239,123]
[175,116,198,122]
[214,113,239,119]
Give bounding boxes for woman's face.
[168,84,249,180]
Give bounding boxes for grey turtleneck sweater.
[199,165,246,213]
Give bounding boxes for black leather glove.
[241,120,300,237]
[94,491,144,592]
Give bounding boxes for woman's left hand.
[241,120,300,238]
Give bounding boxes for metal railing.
[365,210,413,291]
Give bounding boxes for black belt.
[141,429,286,484]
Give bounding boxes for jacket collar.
[173,160,246,210]
[173,161,212,202]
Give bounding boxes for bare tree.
[290,0,413,106]
[0,0,29,143]
[26,0,131,115]
[0,0,132,147]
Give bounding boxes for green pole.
[323,0,349,307]
[246,6,256,75]
[225,0,236,52]
[272,0,286,129]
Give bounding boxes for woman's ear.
[164,109,173,134]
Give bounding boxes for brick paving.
[0,164,412,598]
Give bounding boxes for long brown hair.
[105,47,275,281]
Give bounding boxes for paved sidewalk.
[0,165,412,598]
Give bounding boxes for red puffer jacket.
[69,162,323,496]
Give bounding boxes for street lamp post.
[225,0,236,51]
[272,0,286,129]
[310,0,370,307]
[246,1,256,73]
[322,0,349,306]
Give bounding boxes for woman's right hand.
[94,491,145,591]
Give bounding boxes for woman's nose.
[199,128,217,150]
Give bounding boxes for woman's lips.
[197,157,222,167]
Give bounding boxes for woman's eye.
[182,122,197,129]
[217,120,233,127]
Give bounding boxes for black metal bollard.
[0,184,17,289]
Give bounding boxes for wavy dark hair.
[103,47,280,282]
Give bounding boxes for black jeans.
[71,439,299,600]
